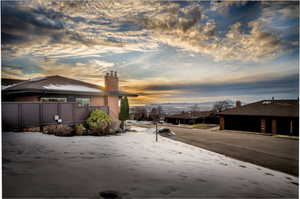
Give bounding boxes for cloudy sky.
[2,0,299,105]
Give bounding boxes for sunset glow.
[2,0,299,105]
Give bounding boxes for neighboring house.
[2,71,137,120]
[165,111,219,125]
[218,99,299,136]
[2,78,26,88]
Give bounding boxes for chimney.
[236,100,241,108]
[105,71,119,91]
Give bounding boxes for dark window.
[76,98,90,107]
[40,97,67,102]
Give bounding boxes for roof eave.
[218,113,298,118]
[107,90,138,97]
[3,89,108,96]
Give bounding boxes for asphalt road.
[131,124,299,176]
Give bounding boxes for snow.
[43,84,102,93]
[29,77,46,82]
[1,85,13,90]
[3,128,298,198]
[2,82,22,90]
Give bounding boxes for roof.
[218,100,299,118]
[2,75,137,97]
[2,78,26,86]
[166,111,215,119]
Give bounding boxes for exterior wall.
[260,119,266,133]
[14,95,40,101]
[220,117,225,130]
[107,96,119,120]
[221,115,298,136]
[90,96,105,106]
[272,119,277,135]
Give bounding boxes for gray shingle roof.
[218,100,299,117]
[2,75,137,97]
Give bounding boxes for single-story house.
[218,99,299,136]
[165,111,219,125]
[2,71,137,120]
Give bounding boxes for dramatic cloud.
[2,0,296,62]
[2,0,299,105]
[2,58,115,84]
[124,73,299,104]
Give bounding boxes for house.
[165,111,219,125]
[218,99,299,136]
[2,71,137,120]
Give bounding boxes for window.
[76,98,90,107]
[40,97,67,102]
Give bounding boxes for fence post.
[72,103,75,123]
[18,103,23,130]
[39,103,43,127]
[58,103,62,117]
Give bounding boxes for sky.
[1,0,299,105]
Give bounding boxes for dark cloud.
[1,2,66,45]
[1,2,120,48]
[141,74,299,97]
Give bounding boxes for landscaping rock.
[158,128,176,136]
[74,124,86,136]
[23,127,40,132]
[109,120,122,134]
[54,124,73,137]
[42,125,58,134]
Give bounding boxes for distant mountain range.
[130,100,237,115]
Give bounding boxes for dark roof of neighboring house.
[2,78,26,86]
[165,111,215,119]
[218,100,299,118]
[2,75,137,97]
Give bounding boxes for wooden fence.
[2,102,109,131]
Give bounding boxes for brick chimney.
[104,71,120,121]
[236,100,241,108]
[105,71,119,91]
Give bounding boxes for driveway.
[3,129,298,198]
[134,123,299,176]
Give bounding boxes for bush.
[54,124,73,136]
[86,109,112,135]
[74,124,86,136]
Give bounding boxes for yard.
[3,127,298,198]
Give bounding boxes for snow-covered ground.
[3,127,298,198]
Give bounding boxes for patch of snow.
[43,84,102,93]
[29,77,47,82]
[2,85,13,90]
[2,130,298,198]
[2,82,22,90]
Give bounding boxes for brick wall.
[90,96,105,106]
[15,95,40,101]
[105,71,120,121]
[107,96,119,120]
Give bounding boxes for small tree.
[157,105,163,120]
[119,96,129,130]
[212,100,233,112]
[134,107,148,121]
[191,104,200,116]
